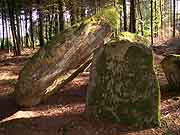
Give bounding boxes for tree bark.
[173,0,176,37]
[122,0,127,31]
[1,3,5,49]
[58,0,64,32]
[37,0,44,47]
[137,0,144,36]
[151,0,153,45]
[29,6,34,49]
[129,0,136,33]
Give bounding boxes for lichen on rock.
[86,37,160,128]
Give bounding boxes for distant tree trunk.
[25,9,29,47]
[48,13,53,40]
[151,0,153,45]
[137,0,144,35]
[70,3,76,25]
[37,0,44,47]
[173,0,176,37]
[160,0,163,30]
[81,0,86,18]
[129,0,136,33]
[4,8,9,50]
[29,7,34,49]
[119,6,123,32]
[45,16,49,43]
[1,5,5,49]
[19,15,24,48]
[54,13,58,35]
[15,13,22,50]
[122,0,127,31]
[58,0,64,32]
[7,1,21,56]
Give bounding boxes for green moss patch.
[87,40,160,128]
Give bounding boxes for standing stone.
[161,54,180,91]
[86,39,160,128]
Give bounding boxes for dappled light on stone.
[86,37,160,128]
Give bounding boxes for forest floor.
[0,48,180,135]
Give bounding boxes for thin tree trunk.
[137,0,144,35]
[25,9,29,47]
[45,16,49,43]
[58,0,64,32]
[7,1,20,56]
[129,0,136,33]
[81,0,86,18]
[173,0,176,37]
[48,14,53,40]
[70,2,76,25]
[15,13,22,52]
[151,0,153,45]
[30,7,34,49]
[37,1,44,47]
[4,8,9,51]
[122,0,127,31]
[159,0,163,30]
[1,4,5,49]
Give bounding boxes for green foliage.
[112,32,150,45]
[96,5,120,29]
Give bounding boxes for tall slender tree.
[37,0,44,47]
[122,0,127,31]
[173,0,176,37]
[129,0,136,33]
[1,1,5,49]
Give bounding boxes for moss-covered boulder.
[15,5,120,107]
[86,38,160,128]
[161,55,180,91]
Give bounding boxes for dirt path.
[0,49,180,135]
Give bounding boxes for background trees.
[0,0,179,56]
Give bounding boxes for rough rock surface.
[15,20,113,107]
[86,39,160,128]
[161,54,180,91]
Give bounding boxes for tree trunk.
[30,7,34,48]
[15,13,22,53]
[58,0,64,32]
[1,4,5,49]
[15,19,112,107]
[7,1,21,56]
[137,0,144,36]
[151,0,153,45]
[122,0,127,31]
[25,9,29,47]
[159,0,163,30]
[129,0,136,33]
[70,3,76,25]
[173,0,176,37]
[45,16,49,43]
[4,8,9,51]
[81,0,86,18]
[48,13,53,40]
[37,0,44,47]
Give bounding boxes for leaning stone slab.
[15,5,119,107]
[161,54,180,91]
[86,36,160,128]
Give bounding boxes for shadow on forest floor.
[0,95,19,121]
[0,49,180,135]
